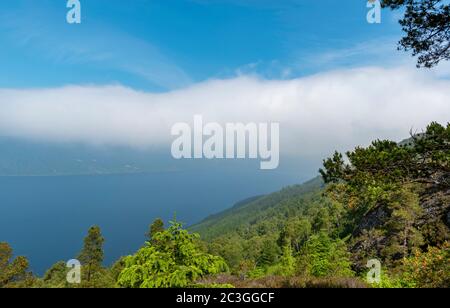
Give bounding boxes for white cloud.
[0,66,449,159]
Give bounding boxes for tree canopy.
[0,242,32,288]
[118,221,228,288]
[320,122,450,189]
[382,0,450,68]
[78,225,105,283]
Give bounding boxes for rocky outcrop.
[416,186,450,246]
[417,187,450,227]
[349,183,449,272]
[352,205,390,237]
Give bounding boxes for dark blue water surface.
[0,168,305,275]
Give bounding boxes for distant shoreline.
[0,170,188,178]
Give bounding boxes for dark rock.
[352,206,389,237]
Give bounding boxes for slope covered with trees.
[190,177,324,241]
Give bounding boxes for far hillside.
[190,177,324,241]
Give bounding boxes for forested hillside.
[190,177,324,241]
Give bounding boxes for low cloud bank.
[0,66,449,158]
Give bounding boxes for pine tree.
[146,218,165,242]
[0,242,32,287]
[78,226,105,283]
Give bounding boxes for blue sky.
[0,0,405,91]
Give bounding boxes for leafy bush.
[297,232,354,278]
[400,243,449,288]
[118,222,228,288]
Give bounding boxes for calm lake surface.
[0,170,300,275]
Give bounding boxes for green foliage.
[297,232,353,278]
[399,243,450,288]
[146,218,165,242]
[381,186,424,262]
[190,177,324,241]
[118,221,228,288]
[371,243,450,289]
[0,242,33,288]
[37,260,116,288]
[208,235,245,270]
[196,178,326,274]
[382,0,450,68]
[320,140,414,189]
[110,257,127,282]
[413,122,450,185]
[320,122,449,189]
[78,225,105,284]
[257,239,280,267]
[320,122,449,269]
[40,261,70,288]
[277,218,311,252]
[266,245,295,277]
[370,272,405,289]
